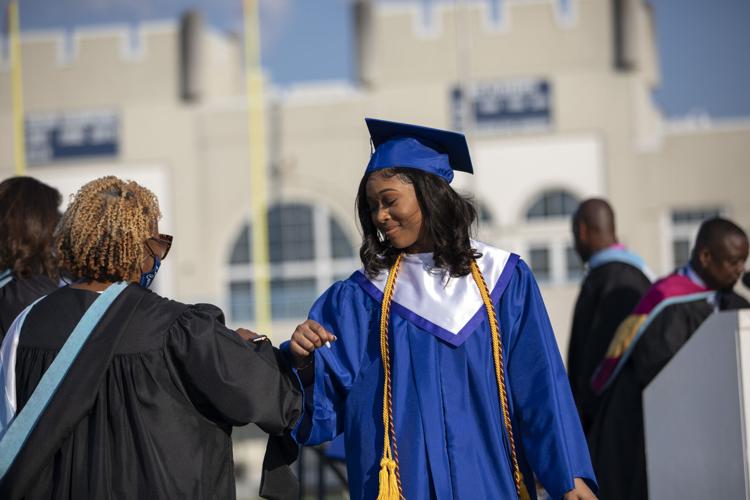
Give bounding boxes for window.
[227,203,358,322]
[270,278,319,319]
[229,281,254,322]
[529,246,551,282]
[671,240,691,269]
[330,216,355,259]
[268,204,315,263]
[671,208,721,225]
[670,207,722,269]
[526,189,578,220]
[228,278,320,322]
[477,201,494,225]
[229,225,251,265]
[524,190,580,284]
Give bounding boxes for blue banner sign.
[452,79,552,132]
[26,111,119,164]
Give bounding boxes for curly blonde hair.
[55,176,162,282]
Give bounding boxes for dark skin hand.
[564,478,597,499]
[236,327,262,342]
[289,319,337,368]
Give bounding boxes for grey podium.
[644,309,750,499]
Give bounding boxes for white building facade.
[1,0,748,357]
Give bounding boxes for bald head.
[574,199,616,235]
[693,217,747,255]
[572,198,618,262]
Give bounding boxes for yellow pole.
[9,0,26,176]
[243,0,272,333]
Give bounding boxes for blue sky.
[6,0,750,118]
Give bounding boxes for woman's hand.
[236,327,262,342]
[289,320,337,368]
[563,478,597,500]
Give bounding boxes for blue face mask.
[139,257,161,289]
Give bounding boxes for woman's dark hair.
[356,167,480,278]
[0,176,62,279]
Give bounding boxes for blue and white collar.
[677,264,719,308]
[353,240,519,347]
[679,264,708,289]
[587,245,655,282]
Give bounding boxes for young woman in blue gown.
[287,119,597,500]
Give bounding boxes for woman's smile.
[366,171,427,252]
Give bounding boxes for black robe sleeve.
[1,288,303,500]
[717,290,750,310]
[166,303,302,434]
[631,300,714,388]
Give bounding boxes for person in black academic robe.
[568,260,651,432]
[568,199,652,434]
[0,176,63,340]
[0,177,308,500]
[2,284,301,499]
[588,217,749,500]
[588,294,715,500]
[0,274,58,337]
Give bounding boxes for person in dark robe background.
[587,217,749,500]
[0,177,62,340]
[567,199,652,434]
[0,177,305,500]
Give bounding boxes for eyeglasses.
[146,233,173,261]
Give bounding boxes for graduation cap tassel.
[471,261,531,500]
[378,253,404,500]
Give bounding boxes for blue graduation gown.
[287,247,595,499]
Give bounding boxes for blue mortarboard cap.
[365,118,473,183]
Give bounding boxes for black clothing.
[0,274,57,340]
[588,292,749,500]
[1,284,301,500]
[567,262,650,433]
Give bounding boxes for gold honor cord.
[378,255,530,500]
[377,253,404,500]
[470,260,531,500]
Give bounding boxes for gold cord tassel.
[376,457,399,500]
[378,254,404,500]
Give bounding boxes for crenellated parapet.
[355,0,658,88]
[0,16,241,110]
[0,22,174,68]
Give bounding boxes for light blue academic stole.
[0,282,128,480]
[587,246,656,282]
[0,270,13,289]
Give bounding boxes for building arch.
[226,200,358,322]
[524,187,580,221]
[519,187,583,284]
